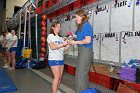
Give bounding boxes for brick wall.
[0,0,4,32]
[6,0,28,18]
[2,9,6,32]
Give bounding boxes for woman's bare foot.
[8,67,15,70]
[3,60,7,63]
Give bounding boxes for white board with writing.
[111,0,133,33]
[93,3,110,34]
[70,14,77,33]
[121,31,140,63]
[61,18,70,36]
[93,34,100,59]
[88,10,94,26]
[134,0,140,30]
[101,33,120,62]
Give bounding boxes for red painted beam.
[47,0,98,19]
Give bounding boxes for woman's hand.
[63,36,67,41]
[68,40,77,45]
[72,33,77,38]
[63,40,68,46]
[68,36,91,45]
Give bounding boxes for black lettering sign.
[115,0,127,8]
[105,33,115,38]
[97,6,108,12]
[135,31,140,36]
[124,31,140,37]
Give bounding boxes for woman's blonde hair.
[75,10,89,31]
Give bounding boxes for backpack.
[80,88,100,93]
[16,57,27,69]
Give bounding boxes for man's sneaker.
[3,64,9,68]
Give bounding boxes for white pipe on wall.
[23,7,27,57]
[19,10,21,39]
[35,14,39,60]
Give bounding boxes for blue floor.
[0,68,17,93]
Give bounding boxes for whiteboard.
[88,10,94,26]
[134,0,140,30]
[93,4,110,34]
[61,17,70,36]
[111,0,133,33]
[70,14,77,33]
[101,33,120,62]
[121,31,140,63]
[93,34,100,59]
